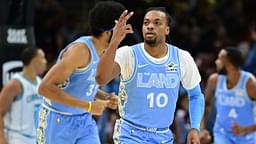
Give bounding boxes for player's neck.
[226,68,241,89]
[144,43,167,58]
[92,36,108,57]
[22,67,37,83]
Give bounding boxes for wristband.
[88,101,92,112]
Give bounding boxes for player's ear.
[105,31,113,43]
[166,26,170,35]
[103,31,110,38]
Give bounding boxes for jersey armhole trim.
[12,79,23,102]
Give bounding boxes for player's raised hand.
[90,99,108,116]
[187,129,200,144]
[111,10,134,45]
[106,92,118,110]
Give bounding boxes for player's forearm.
[96,39,119,85]
[187,85,205,131]
[245,125,256,134]
[201,104,211,129]
[38,83,89,111]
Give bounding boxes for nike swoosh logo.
[138,64,148,68]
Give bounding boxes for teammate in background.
[203,47,256,144]
[0,47,47,144]
[37,1,126,144]
[96,7,204,144]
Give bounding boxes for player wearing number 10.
[96,7,205,144]
[204,47,256,144]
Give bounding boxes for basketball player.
[96,7,204,144]
[204,47,256,144]
[36,1,127,144]
[0,47,47,144]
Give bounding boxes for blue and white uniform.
[214,71,256,144]
[4,73,42,144]
[113,43,202,144]
[36,36,101,144]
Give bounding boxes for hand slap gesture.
[105,92,119,110]
[111,10,134,45]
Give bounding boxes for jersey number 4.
[228,108,238,119]
[147,92,168,108]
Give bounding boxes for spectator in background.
[35,0,64,64]
[244,23,256,75]
[0,47,47,144]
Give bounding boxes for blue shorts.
[36,107,100,144]
[214,128,256,144]
[113,119,173,144]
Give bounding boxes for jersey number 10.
[147,92,168,108]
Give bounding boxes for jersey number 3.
[147,92,168,108]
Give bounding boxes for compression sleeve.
[187,84,205,131]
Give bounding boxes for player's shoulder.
[170,45,194,63]
[174,46,192,57]
[117,45,135,55]
[245,71,256,84]
[3,79,22,93]
[166,43,193,58]
[69,42,88,52]
[208,73,219,84]
[62,42,89,59]
[118,45,132,50]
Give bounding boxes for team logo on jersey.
[235,90,244,97]
[218,95,245,107]
[166,62,178,72]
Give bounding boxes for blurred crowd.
[33,0,256,143]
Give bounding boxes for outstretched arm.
[96,10,134,85]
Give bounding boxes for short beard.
[218,67,227,75]
[145,39,157,47]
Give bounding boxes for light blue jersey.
[4,73,42,144]
[214,71,256,144]
[119,43,181,128]
[43,36,99,114]
[37,36,101,144]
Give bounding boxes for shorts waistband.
[121,119,169,133]
[42,103,74,115]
